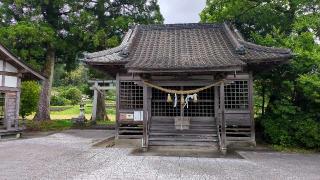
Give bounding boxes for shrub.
[294,118,320,148]
[62,87,82,105]
[261,100,320,149]
[20,81,41,119]
[50,95,70,106]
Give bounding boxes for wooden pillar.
[142,84,149,149]
[214,86,219,119]
[5,93,9,131]
[91,81,98,122]
[115,74,120,139]
[220,81,227,154]
[249,72,256,146]
[15,76,21,130]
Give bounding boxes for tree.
[20,81,41,119]
[0,0,163,121]
[0,0,79,121]
[73,0,164,120]
[201,0,320,148]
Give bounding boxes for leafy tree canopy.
[201,0,320,148]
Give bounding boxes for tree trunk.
[96,91,106,121]
[33,47,55,121]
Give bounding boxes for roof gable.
[0,44,45,80]
[84,23,293,73]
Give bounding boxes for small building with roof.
[83,23,292,153]
[0,44,45,137]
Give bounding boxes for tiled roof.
[84,23,292,72]
[238,40,293,63]
[83,27,138,64]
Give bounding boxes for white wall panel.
[4,76,18,87]
[5,62,18,73]
[0,60,3,71]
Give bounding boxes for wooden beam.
[0,71,22,77]
[89,86,115,90]
[220,81,227,154]
[88,80,116,84]
[128,66,243,73]
[0,86,19,92]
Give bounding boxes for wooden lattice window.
[151,86,215,117]
[119,81,143,109]
[183,86,214,117]
[225,80,249,109]
[0,93,5,128]
[152,86,181,116]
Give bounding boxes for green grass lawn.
[26,103,116,121]
[24,102,116,132]
[23,119,74,132]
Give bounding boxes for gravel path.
[0,130,319,180]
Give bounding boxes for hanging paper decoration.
[183,93,198,108]
[193,93,198,103]
[167,94,172,103]
[174,93,178,107]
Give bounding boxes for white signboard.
[134,111,143,121]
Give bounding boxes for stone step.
[150,128,217,133]
[149,132,218,136]
[149,136,218,142]
[149,140,218,147]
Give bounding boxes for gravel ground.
[0,130,319,180]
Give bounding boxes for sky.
[158,0,206,24]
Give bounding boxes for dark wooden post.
[214,86,219,120]
[142,84,149,150]
[249,72,256,146]
[115,74,120,139]
[220,81,227,154]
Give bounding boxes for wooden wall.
[0,59,21,131]
[5,92,18,129]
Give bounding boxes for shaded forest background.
[0,0,319,149]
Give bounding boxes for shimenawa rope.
[142,79,226,95]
